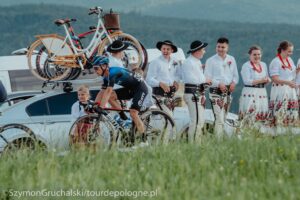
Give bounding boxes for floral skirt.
[269,84,299,126]
[239,87,269,123]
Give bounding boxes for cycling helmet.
[93,56,109,66]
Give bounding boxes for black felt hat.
[156,40,178,53]
[107,40,129,53]
[187,40,208,54]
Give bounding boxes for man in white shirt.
[146,40,180,115]
[181,40,211,143]
[204,37,239,137]
[107,40,129,68]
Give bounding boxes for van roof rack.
[41,77,103,93]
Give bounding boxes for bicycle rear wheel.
[98,32,148,71]
[69,114,115,150]
[27,35,74,81]
[136,109,176,145]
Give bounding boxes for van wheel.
[0,80,7,103]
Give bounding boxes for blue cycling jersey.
[102,67,143,89]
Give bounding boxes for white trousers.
[184,93,205,142]
[209,93,231,137]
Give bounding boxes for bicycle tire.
[67,68,82,80]
[136,109,176,145]
[69,114,115,149]
[0,123,38,152]
[27,36,74,81]
[98,32,147,71]
[139,41,148,71]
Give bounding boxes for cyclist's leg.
[113,88,133,119]
[108,90,123,109]
[130,83,148,133]
[130,109,145,134]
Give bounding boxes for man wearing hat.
[146,40,180,115]
[181,40,211,143]
[106,39,129,68]
[204,37,239,138]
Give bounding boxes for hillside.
[2,0,300,24]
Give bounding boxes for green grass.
[0,134,299,200]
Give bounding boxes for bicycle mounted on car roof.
[27,7,148,81]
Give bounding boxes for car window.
[26,99,49,116]
[26,90,100,116]
[47,92,78,115]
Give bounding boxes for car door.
[26,92,78,150]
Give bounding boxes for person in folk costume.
[146,40,181,116]
[180,40,212,143]
[204,37,239,138]
[269,40,299,133]
[239,45,271,129]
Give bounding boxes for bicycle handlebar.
[88,7,103,15]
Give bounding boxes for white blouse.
[146,55,180,87]
[269,56,296,81]
[204,54,239,87]
[180,55,206,84]
[241,61,268,85]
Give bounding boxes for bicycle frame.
[58,7,113,69]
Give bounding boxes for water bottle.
[121,118,132,130]
[113,114,123,126]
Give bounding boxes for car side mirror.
[0,81,7,103]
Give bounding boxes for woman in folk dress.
[239,45,271,127]
[269,41,298,131]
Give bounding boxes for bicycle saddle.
[54,18,77,26]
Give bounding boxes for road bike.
[27,7,148,81]
[68,103,176,149]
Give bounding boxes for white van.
[0,48,186,93]
[0,55,43,93]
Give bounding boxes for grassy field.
[0,133,299,200]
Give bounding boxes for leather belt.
[184,83,205,94]
[152,86,176,97]
[209,86,231,95]
[244,83,265,88]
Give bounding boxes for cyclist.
[93,56,149,134]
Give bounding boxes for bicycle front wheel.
[27,35,74,81]
[138,109,176,145]
[69,114,115,150]
[0,124,39,152]
[98,32,148,71]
